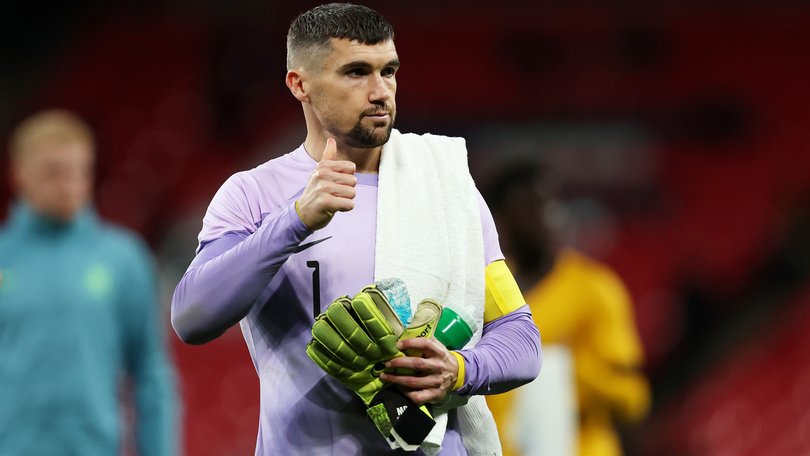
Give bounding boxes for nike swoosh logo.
[293,236,332,253]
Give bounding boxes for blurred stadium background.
[2,1,810,455]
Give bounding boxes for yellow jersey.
[487,249,650,456]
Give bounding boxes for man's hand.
[381,337,459,405]
[306,292,403,406]
[297,138,356,230]
[306,284,440,445]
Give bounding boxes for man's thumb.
[321,138,337,162]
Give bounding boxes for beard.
[344,114,395,148]
[314,96,397,148]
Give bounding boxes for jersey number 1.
[307,261,320,319]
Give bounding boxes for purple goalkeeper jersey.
[172,145,541,455]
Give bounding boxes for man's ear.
[286,69,310,103]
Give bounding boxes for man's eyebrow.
[338,61,371,72]
[337,59,401,72]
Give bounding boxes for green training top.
[0,202,176,456]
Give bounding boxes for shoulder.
[249,148,314,188]
[216,150,311,203]
[215,169,258,198]
[561,250,618,279]
[207,166,279,219]
[199,150,311,242]
[559,249,630,302]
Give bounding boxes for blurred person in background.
[485,162,649,456]
[171,3,541,455]
[0,110,177,455]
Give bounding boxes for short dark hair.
[286,3,394,70]
[485,161,548,212]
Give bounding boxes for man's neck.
[511,244,558,290]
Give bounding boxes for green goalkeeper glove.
[306,283,442,446]
[306,287,403,405]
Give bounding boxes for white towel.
[375,129,502,455]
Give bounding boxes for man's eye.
[382,67,396,77]
[347,68,366,76]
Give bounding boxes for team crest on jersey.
[0,269,13,293]
[84,264,113,299]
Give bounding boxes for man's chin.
[369,130,393,147]
[347,124,394,148]
[39,208,80,224]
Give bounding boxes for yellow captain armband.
[450,351,466,391]
[484,260,526,323]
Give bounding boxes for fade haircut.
[286,3,394,70]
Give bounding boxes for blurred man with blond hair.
[0,109,177,455]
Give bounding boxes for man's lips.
[363,112,391,124]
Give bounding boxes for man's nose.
[368,74,391,103]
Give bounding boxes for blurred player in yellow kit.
[485,162,650,456]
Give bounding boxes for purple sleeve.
[451,189,540,395]
[171,202,311,344]
[456,305,542,395]
[477,188,504,265]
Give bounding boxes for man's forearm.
[456,307,542,395]
[171,202,310,344]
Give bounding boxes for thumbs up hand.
[296,138,357,231]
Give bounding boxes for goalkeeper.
[171,3,541,455]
